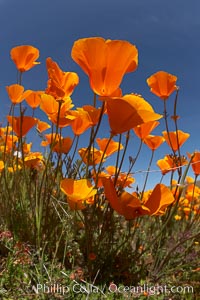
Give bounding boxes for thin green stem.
[114,134,122,186]
[95,133,113,187]
[64,134,79,177]
[37,101,63,204]
[122,139,143,188]
[115,131,130,187]
[74,101,105,179]
[137,154,194,261]
[141,150,155,198]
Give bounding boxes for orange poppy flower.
[23,142,32,154]
[60,178,97,210]
[41,133,72,154]
[82,105,103,126]
[25,91,43,108]
[187,152,200,176]
[105,165,117,176]
[37,120,51,133]
[117,191,150,219]
[46,57,79,100]
[78,147,104,165]
[71,37,138,96]
[40,94,74,127]
[92,170,110,188]
[101,177,125,215]
[185,184,200,202]
[143,135,165,150]
[98,166,135,188]
[147,71,177,100]
[6,84,32,105]
[24,152,44,170]
[40,94,60,115]
[133,120,160,140]
[40,94,73,115]
[163,130,190,152]
[41,133,60,146]
[102,177,174,219]
[157,156,173,175]
[7,116,37,137]
[105,94,162,135]
[157,154,188,175]
[50,113,73,128]
[185,176,195,184]
[143,183,175,215]
[96,138,123,157]
[67,109,93,135]
[112,170,135,188]
[0,126,12,136]
[53,137,73,154]
[119,174,135,188]
[1,134,18,152]
[10,45,40,72]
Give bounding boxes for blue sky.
[0,0,200,189]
